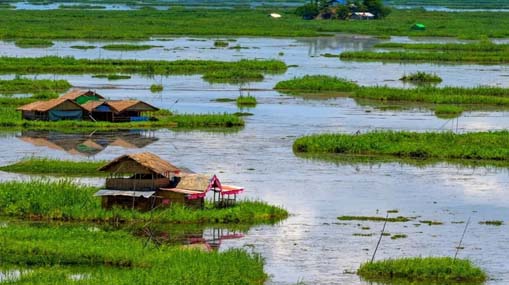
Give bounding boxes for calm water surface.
[0,35,508,285]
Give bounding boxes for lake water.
[0,35,508,285]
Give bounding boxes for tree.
[295,3,320,19]
[362,0,391,18]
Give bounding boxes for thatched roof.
[173,174,211,193]
[61,89,105,100]
[81,101,107,112]
[17,98,84,112]
[99,152,179,175]
[107,100,159,113]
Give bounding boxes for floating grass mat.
[0,78,71,94]
[434,105,464,119]
[70,45,97,50]
[202,70,264,84]
[400,71,442,84]
[0,223,267,284]
[0,57,287,75]
[92,74,131,80]
[479,220,503,226]
[101,44,162,51]
[0,179,288,224]
[213,40,229,47]
[2,10,509,39]
[14,39,54,48]
[338,216,411,222]
[275,75,509,106]
[293,131,509,167]
[236,95,257,107]
[341,41,509,64]
[150,84,163,92]
[0,158,106,176]
[358,257,487,284]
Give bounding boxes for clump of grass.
[234,112,254,117]
[92,74,131,80]
[101,44,162,51]
[214,40,229,47]
[400,72,442,83]
[479,220,503,226]
[150,84,163,92]
[0,78,71,94]
[214,98,236,102]
[337,216,410,222]
[293,131,509,166]
[0,158,106,176]
[387,209,399,213]
[202,70,264,84]
[70,45,97,50]
[275,75,359,93]
[15,39,54,48]
[434,105,464,119]
[236,95,257,107]
[0,57,287,75]
[390,234,407,240]
[0,179,288,224]
[0,223,267,284]
[358,257,487,283]
[420,220,443,226]
[353,233,374,237]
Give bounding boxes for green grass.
[14,39,54,48]
[387,0,509,9]
[0,78,71,94]
[202,70,265,84]
[0,223,267,285]
[337,216,411,222]
[358,257,487,283]
[150,84,164,92]
[275,76,509,106]
[400,71,442,83]
[59,4,107,9]
[294,131,509,166]
[434,105,464,119]
[70,45,97,50]
[479,220,503,226]
[236,95,257,107]
[390,234,407,239]
[0,179,288,224]
[274,75,359,93]
[1,9,509,39]
[419,220,444,225]
[101,44,162,51]
[213,40,229,47]
[214,98,237,102]
[0,158,106,176]
[92,74,131,80]
[0,57,287,75]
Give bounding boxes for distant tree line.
[295,0,391,20]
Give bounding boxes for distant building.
[17,98,85,121]
[82,100,159,122]
[351,12,375,20]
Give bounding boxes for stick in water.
[454,216,471,261]
[371,212,389,263]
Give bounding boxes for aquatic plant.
[0,158,106,176]
[59,4,106,9]
[0,57,287,75]
[358,257,487,283]
[419,220,444,225]
[479,220,503,226]
[213,40,229,47]
[400,72,442,83]
[101,44,162,51]
[0,78,71,94]
[0,179,288,224]
[150,84,164,92]
[275,75,359,92]
[390,234,407,240]
[0,223,268,284]
[70,45,97,49]
[236,95,257,107]
[92,74,131,80]
[202,70,264,84]
[14,39,54,48]
[434,105,464,119]
[337,216,410,222]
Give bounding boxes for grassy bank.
[202,70,265,84]
[0,158,106,176]
[358,257,487,283]
[0,57,286,75]
[1,9,509,39]
[101,44,161,51]
[0,179,288,224]
[14,39,54,48]
[0,78,71,94]
[293,131,509,166]
[275,76,509,106]
[400,71,442,83]
[0,223,267,284]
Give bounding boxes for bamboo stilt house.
[94,152,244,210]
[17,98,85,121]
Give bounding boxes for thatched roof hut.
[81,100,159,122]
[61,89,105,104]
[17,98,85,121]
[99,152,179,176]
